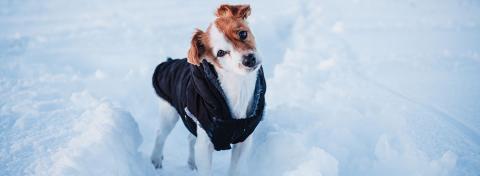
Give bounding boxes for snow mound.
[0,80,154,176]
[284,147,338,176]
[372,134,457,176]
[47,95,154,175]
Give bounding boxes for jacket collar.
[195,60,266,120]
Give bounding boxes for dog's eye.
[238,31,248,41]
[217,50,228,57]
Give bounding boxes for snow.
[0,86,155,175]
[48,97,154,176]
[1,0,479,176]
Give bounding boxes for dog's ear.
[216,4,251,20]
[187,29,206,66]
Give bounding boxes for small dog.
[151,4,266,176]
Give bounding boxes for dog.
[150,4,266,176]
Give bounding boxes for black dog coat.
[152,58,266,151]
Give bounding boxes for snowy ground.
[1,0,479,175]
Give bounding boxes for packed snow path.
[1,0,479,175]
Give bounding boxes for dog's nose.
[242,54,256,67]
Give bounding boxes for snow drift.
[48,93,154,176]
[0,81,154,176]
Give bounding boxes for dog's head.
[187,4,260,75]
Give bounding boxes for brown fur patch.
[215,4,251,19]
[187,29,217,66]
[214,4,256,52]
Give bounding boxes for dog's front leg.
[194,127,214,176]
[228,135,253,176]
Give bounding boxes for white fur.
[217,68,258,119]
[194,127,215,176]
[150,99,179,169]
[151,22,260,176]
[229,136,253,176]
[187,133,197,170]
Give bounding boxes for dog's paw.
[151,156,163,169]
[187,159,197,170]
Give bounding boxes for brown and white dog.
[150,4,262,176]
